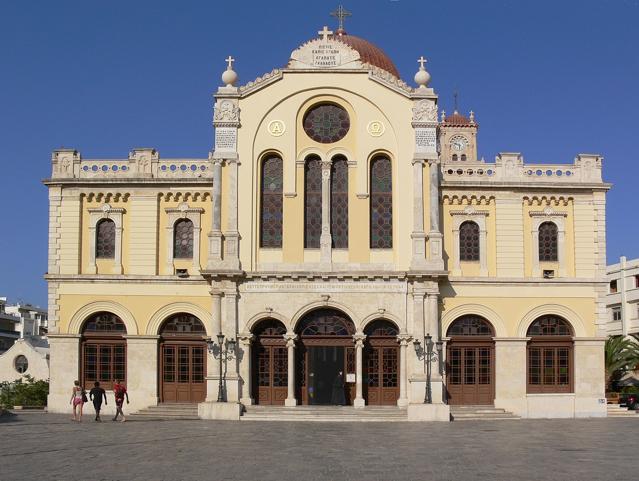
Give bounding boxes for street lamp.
[207,333,236,402]
[413,333,440,404]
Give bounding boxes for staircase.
[241,405,409,422]
[129,403,199,420]
[450,405,520,421]
[607,403,639,418]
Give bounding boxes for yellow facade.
[44,25,610,420]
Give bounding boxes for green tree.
[0,375,49,408]
[605,336,639,391]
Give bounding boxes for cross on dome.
[318,25,334,41]
[225,56,235,70]
[330,5,352,32]
[418,56,427,69]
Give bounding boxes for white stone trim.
[88,204,125,274]
[516,304,587,337]
[68,301,138,335]
[530,209,567,277]
[451,208,489,276]
[165,203,204,274]
[146,302,213,336]
[441,303,507,338]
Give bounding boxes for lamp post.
[207,333,236,402]
[413,333,442,404]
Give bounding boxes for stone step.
[450,404,519,421]
[130,403,199,420]
[241,406,408,422]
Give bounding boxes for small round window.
[14,355,28,374]
[303,104,350,143]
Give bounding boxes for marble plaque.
[215,127,237,151]
[289,39,361,70]
[415,127,437,154]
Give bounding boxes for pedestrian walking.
[112,379,129,422]
[69,380,85,422]
[89,381,107,422]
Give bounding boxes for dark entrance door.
[363,319,400,406]
[159,313,207,404]
[295,309,357,406]
[161,342,206,403]
[445,315,496,406]
[251,319,288,405]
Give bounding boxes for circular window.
[14,355,28,374]
[303,104,350,143]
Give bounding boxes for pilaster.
[320,159,332,265]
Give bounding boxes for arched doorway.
[446,315,495,405]
[252,319,288,405]
[81,312,127,391]
[295,308,356,405]
[363,319,399,406]
[159,313,207,403]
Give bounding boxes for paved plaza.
[1,412,636,481]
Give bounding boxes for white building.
[0,298,20,353]
[606,256,639,336]
[5,302,49,338]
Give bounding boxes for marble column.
[284,333,298,406]
[223,159,240,269]
[428,159,443,264]
[206,289,223,401]
[320,159,332,264]
[426,292,440,341]
[207,159,223,268]
[353,334,366,408]
[397,334,412,407]
[411,159,427,269]
[238,334,254,406]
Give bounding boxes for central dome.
[330,32,400,78]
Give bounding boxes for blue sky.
[1,0,638,307]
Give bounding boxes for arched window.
[96,219,116,259]
[160,313,206,337]
[364,319,399,337]
[260,155,283,248]
[459,221,480,261]
[173,219,194,259]
[297,309,355,337]
[538,221,558,262]
[81,312,127,391]
[14,355,28,374]
[304,155,322,248]
[331,156,349,248]
[452,154,458,161]
[461,154,467,162]
[526,315,573,393]
[370,156,393,248]
[446,315,494,337]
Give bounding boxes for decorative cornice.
[238,68,283,96]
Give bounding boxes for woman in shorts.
[69,380,85,422]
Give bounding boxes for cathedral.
[44,12,609,420]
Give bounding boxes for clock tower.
[439,109,479,162]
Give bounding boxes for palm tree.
[605,336,639,391]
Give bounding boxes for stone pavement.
[1,412,635,481]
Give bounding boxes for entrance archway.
[295,308,356,405]
[363,319,399,406]
[80,312,127,392]
[446,315,495,405]
[252,319,288,405]
[159,313,207,403]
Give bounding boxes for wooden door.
[446,342,494,405]
[296,343,355,405]
[364,344,399,405]
[161,343,206,403]
[254,344,288,405]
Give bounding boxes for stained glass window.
[160,313,206,336]
[364,319,399,337]
[96,219,115,259]
[447,315,494,336]
[174,219,194,259]
[459,221,480,261]
[82,312,127,334]
[538,221,558,262]
[253,318,287,337]
[303,104,350,143]
[526,316,573,336]
[304,156,322,248]
[370,156,392,248]
[260,156,283,248]
[331,156,349,248]
[297,309,355,336]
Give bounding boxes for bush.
[0,375,49,408]
[621,385,639,394]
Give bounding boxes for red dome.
[331,32,400,78]
[443,111,472,126]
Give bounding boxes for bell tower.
[439,100,479,162]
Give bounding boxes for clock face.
[451,136,468,152]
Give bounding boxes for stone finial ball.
[414,69,431,87]
[222,68,238,87]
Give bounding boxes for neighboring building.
[0,337,50,383]
[5,302,48,338]
[606,256,639,336]
[44,15,609,420]
[0,298,20,354]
